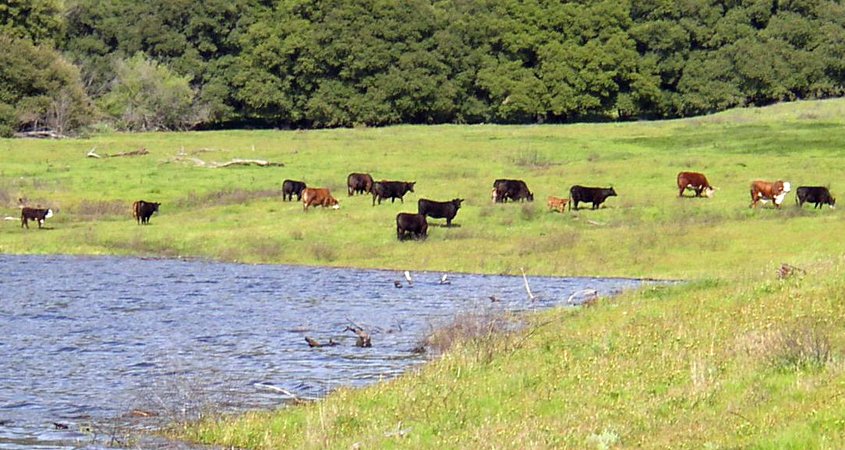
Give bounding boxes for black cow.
[132,200,160,224]
[796,186,836,209]
[569,185,617,210]
[493,179,533,203]
[396,212,428,240]
[347,173,374,196]
[418,198,464,227]
[282,179,307,201]
[21,207,53,229]
[372,181,416,205]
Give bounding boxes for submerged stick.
[520,267,536,301]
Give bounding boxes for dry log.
[15,130,64,139]
[86,147,149,158]
[166,154,284,168]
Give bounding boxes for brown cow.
[302,187,340,211]
[677,171,715,198]
[547,196,569,213]
[21,207,53,229]
[750,180,791,208]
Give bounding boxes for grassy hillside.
[2,99,844,280]
[178,259,845,449]
[3,99,844,448]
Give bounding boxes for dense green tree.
[0,0,64,45]
[40,0,845,128]
[98,53,196,130]
[0,35,93,136]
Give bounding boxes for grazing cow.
[396,212,428,240]
[750,180,791,208]
[347,173,374,196]
[372,181,416,205]
[796,186,836,209]
[132,200,160,224]
[493,179,534,203]
[302,187,340,211]
[547,196,569,213]
[282,179,307,201]
[418,198,464,227]
[20,207,53,229]
[677,171,715,198]
[569,185,617,210]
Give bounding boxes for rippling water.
[0,255,646,449]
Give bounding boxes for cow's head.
[152,202,161,213]
[527,192,534,202]
[327,197,340,209]
[703,186,716,198]
[773,181,790,205]
[407,182,416,192]
[608,187,618,197]
[452,198,464,209]
[830,196,836,208]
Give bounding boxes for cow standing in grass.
[133,200,160,224]
[677,171,715,198]
[396,213,428,240]
[21,207,53,229]
[569,185,617,210]
[372,181,415,205]
[418,198,463,227]
[302,188,340,211]
[750,180,790,208]
[347,173,374,196]
[282,179,307,201]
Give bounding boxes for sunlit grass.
[2,99,844,279]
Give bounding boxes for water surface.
[0,255,646,449]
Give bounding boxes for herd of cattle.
[16,170,835,238]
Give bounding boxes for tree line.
[2,0,844,136]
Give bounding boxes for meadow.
[3,99,845,448]
[2,99,844,280]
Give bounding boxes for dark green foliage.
[5,0,845,130]
[0,35,93,134]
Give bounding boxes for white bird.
[439,274,450,285]
[404,270,413,286]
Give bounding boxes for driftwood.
[168,154,284,168]
[305,336,339,348]
[345,320,372,347]
[520,267,537,301]
[15,130,64,139]
[255,383,318,402]
[86,147,149,158]
[567,288,599,305]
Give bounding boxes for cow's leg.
[21,217,26,228]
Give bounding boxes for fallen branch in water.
[305,336,339,348]
[254,383,318,402]
[345,319,372,347]
[520,267,536,301]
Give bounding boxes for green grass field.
[3,99,845,448]
[2,98,844,280]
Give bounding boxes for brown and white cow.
[677,171,715,198]
[21,207,53,229]
[547,196,569,213]
[302,187,340,211]
[750,180,791,208]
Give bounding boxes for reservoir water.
[0,254,646,449]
